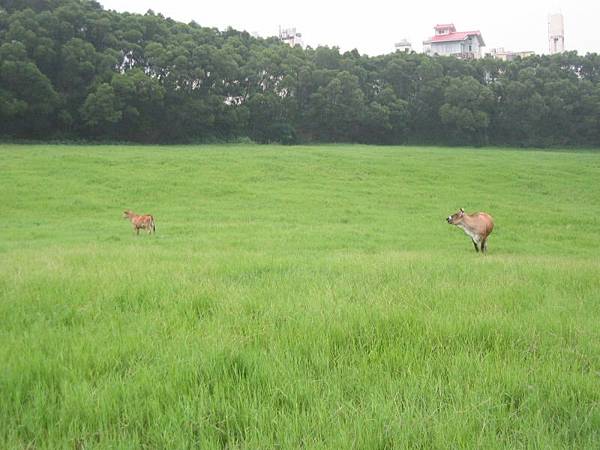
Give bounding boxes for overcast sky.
[98,1,598,56]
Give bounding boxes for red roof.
[428,30,484,46]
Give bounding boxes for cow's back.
[133,214,151,228]
[476,213,494,238]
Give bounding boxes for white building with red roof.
[423,24,485,59]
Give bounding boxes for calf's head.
[122,210,132,219]
[446,208,465,225]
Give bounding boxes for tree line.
[1,0,600,146]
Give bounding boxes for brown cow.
[123,210,155,235]
[446,208,494,253]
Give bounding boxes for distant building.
[423,23,485,59]
[517,50,535,59]
[489,48,535,61]
[395,39,412,53]
[548,13,565,54]
[279,27,303,48]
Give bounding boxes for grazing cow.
[446,208,494,253]
[123,210,155,235]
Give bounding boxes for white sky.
[98,1,598,56]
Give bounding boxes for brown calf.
[123,210,155,235]
[446,208,494,253]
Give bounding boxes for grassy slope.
[0,144,599,449]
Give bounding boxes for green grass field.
[1,144,599,449]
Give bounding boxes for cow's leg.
[481,239,488,253]
[472,239,479,252]
[136,227,140,235]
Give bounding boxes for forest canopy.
[1,0,600,146]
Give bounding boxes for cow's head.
[122,210,132,219]
[446,208,465,224]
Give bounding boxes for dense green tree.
[110,69,165,141]
[307,71,366,141]
[0,0,599,146]
[81,82,120,131]
[0,41,58,135]
[439,76,495,145]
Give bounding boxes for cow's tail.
[151,216,156,233]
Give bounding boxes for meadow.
[1,144,599,449]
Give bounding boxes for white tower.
[548,13,565,54]
[279,26,303,48]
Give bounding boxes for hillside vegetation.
[1,144,599,448]
[1,1,600,145]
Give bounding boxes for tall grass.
[1,144,599,448]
